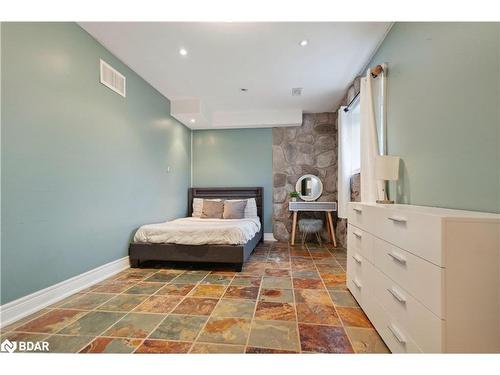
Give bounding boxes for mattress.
[133,217,261,245]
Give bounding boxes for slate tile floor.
[1,242,389,354]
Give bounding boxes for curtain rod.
[343,64,384,113]
[343,91,360,112]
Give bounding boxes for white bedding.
[133,217,261,245]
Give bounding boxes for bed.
[128,187,264,271]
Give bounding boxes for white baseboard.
[0,256,130,328]
[264,232,277,241]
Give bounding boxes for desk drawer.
[373,207,443,266]
[370,264,443,353]
[347,225,374,263]
[372,237,444,317]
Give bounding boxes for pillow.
[192,198,221,217]
[226,198,258,218]
[201,200,224,219]
[223,200,247,219]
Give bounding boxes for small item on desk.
[289,191,300,202]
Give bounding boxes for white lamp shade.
[375,155,400,181]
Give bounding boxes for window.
[348,98,361,175]
[337,96,361,218]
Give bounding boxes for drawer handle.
[387,323,407,345]
[353,231,362,239]
[353,279,362,289]
[353,207,363,213]
[388,216,407,223]
[387,287,407,304]
[352,254,362,264]
[387,251,407,265]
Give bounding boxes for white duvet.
[133,217,261,245]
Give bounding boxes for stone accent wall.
[271,76,363,248]
[272,113,338,242]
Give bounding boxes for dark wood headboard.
[188,187,263,223]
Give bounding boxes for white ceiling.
[80,22,391,129]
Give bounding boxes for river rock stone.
[324,170,336,192]
[273,187,288,203]
[274,221,290,241]
[273,128,284,145]
[297,134,314,144]
[272,145,287,170]
[273,173,287,188]
[316,150,335,168]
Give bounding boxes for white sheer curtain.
[360,69,384,202]
[337,107,351,218]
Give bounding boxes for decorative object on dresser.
[289,201,337,247]
[347,202,500,353]
[375,155,400,204]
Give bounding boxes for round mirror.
[295,174,323,201]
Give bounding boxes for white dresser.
[347,202,500,353]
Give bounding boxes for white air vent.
[292,87,303,96]
[100,59,126,97]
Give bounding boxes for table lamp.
[375,155,400,204]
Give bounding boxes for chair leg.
[315,232,322,246]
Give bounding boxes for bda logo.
[1,339,17,353]
[0,339,48,353]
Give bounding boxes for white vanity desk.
[288,201,337,247]
[288,174,338,247]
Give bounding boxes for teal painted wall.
[192,129,273,232]
[370,22,499,213]
[1,23,191,304]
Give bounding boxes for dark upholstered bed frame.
[128,187,264,271]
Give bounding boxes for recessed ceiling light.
[189,118,196,123]
[179,48,188,56]
[299,40,308,47]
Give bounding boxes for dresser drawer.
[373,206,443,266]
[347,203,375,232]
[370,264,443,353]
[346,251,368,305]
[372,237,444,318]
[347,225,374,263]
[365,293,423,353]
